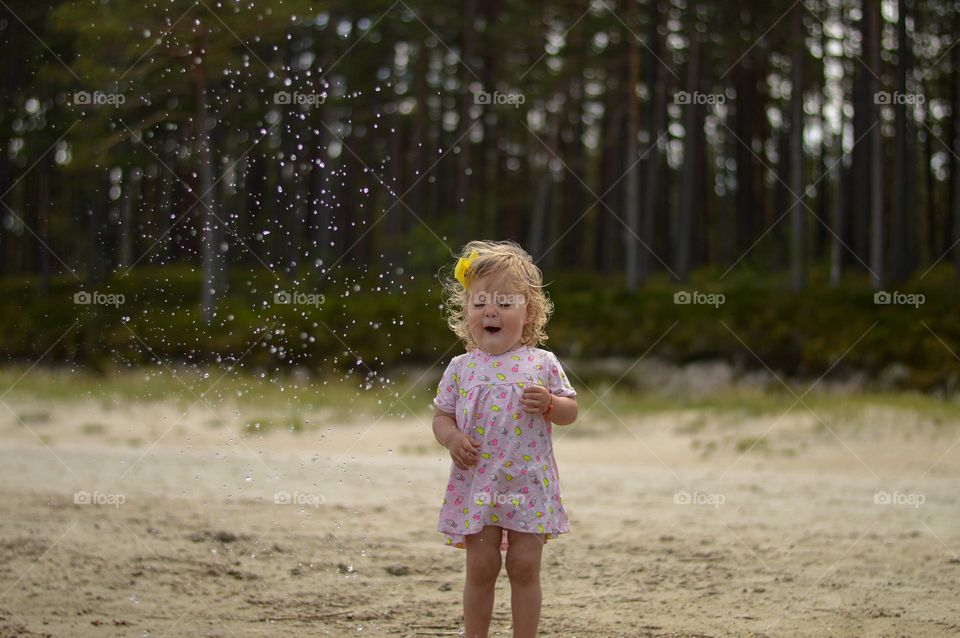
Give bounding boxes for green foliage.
[47,0,315,167]
[0,265,957,392]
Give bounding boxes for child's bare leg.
[463,525,503,638]
[505,530,545,638]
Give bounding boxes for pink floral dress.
[432,344,577,551]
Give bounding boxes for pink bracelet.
[543,395,554,418]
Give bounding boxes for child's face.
[465,272,531,356]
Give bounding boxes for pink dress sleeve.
[432,358,460,414]
[544,351,577,398]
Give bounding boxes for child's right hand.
[448,432,482,470]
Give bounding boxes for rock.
[386,565,410,576]
[214,531,238,543]
[877,363,911,390]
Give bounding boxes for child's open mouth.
[484,327,501,334]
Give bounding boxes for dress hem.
[439,522,570,551]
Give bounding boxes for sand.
[1,392,959,637]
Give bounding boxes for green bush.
[0,264,956,391]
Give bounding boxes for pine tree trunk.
[953,7,960,282]
[37,156,50,296]
[117,165,140,269]
[867,0,884,289]
[676,9,700,283]
[456,0,477,224]
[624,0,642,290]
[640,0,665,284]
[852,2,871,267]
[195,36,220,324]
[530,112,559,265]
[789,3,806,290]
[891,0,909,282]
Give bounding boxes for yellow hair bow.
[454,250,479,288]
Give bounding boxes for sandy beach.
[1,390,958,637]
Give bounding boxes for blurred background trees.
[0,0,957,384]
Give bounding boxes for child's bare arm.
[432,409,459,448]
[545,395,578,425]
[433,409,481,469]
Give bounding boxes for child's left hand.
[521,385,552,414]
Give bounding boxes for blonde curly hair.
[440,240,554,352]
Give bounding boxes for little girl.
[431,240,578,638]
